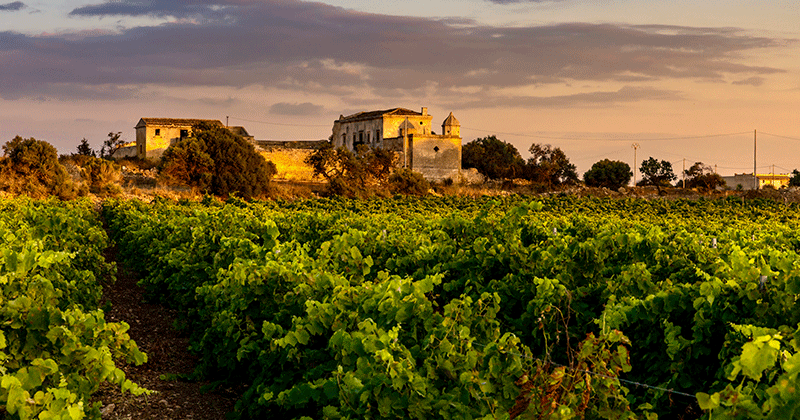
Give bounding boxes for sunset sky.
[1,0,798,177]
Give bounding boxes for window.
[376,129,380,142]
[155,129,161,136]
[180,129,188,138]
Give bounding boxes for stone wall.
[257,140,328,182]
[410,135,461,181]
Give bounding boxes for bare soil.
[94,241,238,420]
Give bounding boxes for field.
[2,195,800,419]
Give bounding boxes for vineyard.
[3,195,800,419]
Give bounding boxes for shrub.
[389,168,430,195]
[159,122,277,199]
[0,136,82,199]
[82,157,123,196]
[584,159,632,190]
[305,143,396,197]
[461,135,524,180]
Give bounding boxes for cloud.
[0,1,25,11]
[269,102,324,116]
[484,0,557,3]
[69,0,228,19]
[732,76,765,86]
[0,0,789,108]
[460,86,683,109]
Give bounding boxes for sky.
[1,0,798,178]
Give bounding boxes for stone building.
[134,118,253,159]
[721,173,790,190]
[331,107,462,180]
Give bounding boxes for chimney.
[421,107,428,116]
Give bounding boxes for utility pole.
[226,116,229,127]
[632,143,640,186]
[754,129,758,190]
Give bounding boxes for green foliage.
[584,159,633,190]
[789,169,800,187]
[523,143,578,187]
[159,136,214,190]
[638,157,676,191]
[0,136,81,200]
[159,122,277,199]
[389,168,430,195]
[462,135,525,180]
[683,162,727,191]
[305,143,397,197]
[698,325,800,419]
[0,198,148,419]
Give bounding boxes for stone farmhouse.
[133,118,253,159]
[331,107,462,180]
[121,109,462,182]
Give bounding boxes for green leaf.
[696,392,720,410]
[739,336,780,380]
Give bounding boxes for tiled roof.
[135,118,224,128]
[337,108,421,123]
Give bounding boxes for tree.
[583,159,632,190]
[100,131,125,159]
[789,169,800,187]
[304,143,397,196]
[461,135,524,180]
[159,136,214,191]
[159,122,276,199]
[76,138,96,157]
[638,157,676,192]
[0,136,81,199]
[523,144,578,187]
[683,162,726,191]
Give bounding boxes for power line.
[460,127,752,142]
[760,132,800,141]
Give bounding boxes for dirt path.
[94,240,238,419]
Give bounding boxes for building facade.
[134,118,253,159]
[721,173,790,190]
[331,107,462,180]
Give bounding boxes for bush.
[524,143,578,187]
[82,157,123,196]
[389,168,430,195]
[159,122,277,199]
[584,159,632,190]
[0,136,82,199]
[461,135,524,180]
[305,143,396,197]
